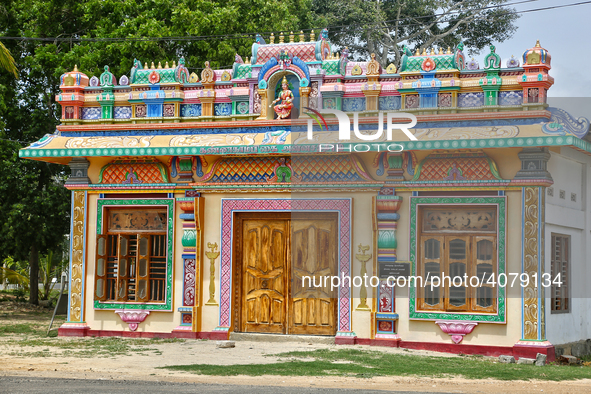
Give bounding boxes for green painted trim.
[409,196,506,323]
[19,136,591,159]
[94,198,174,311]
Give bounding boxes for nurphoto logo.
[305,108,418,141]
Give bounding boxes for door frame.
[233,212,339,334]
[217,198,353,335]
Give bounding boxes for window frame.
[94,198,174,311]
[550,233,570,314]
[409,196,506,323]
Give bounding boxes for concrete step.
[229,332,335,345]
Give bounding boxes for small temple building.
[20,30,591,360]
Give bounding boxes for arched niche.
[265,71,301,120]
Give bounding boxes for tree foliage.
[0,0,520,305]
[313,0,519,66]
[0,0,315,304]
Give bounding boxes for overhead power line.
[2,0,588,44]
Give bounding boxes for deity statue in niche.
[272,76,294,119]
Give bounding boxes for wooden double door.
[234,213,338,336]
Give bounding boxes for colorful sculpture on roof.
[272,76,294,119]
[49,35,589,141]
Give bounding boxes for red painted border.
[56,110,551,132]
[337,337,555,362]
[57,326,226,340]
[58,326,555,363]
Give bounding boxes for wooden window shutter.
[136,234,151,302]
[116,234,131,302]
[551,234,570,313]
[94,235,108,301]
[445,236,470,312]
[419,236,444,310]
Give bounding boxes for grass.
[163,348,591,381]
[0,298,185,358]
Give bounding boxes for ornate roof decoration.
[59,65,89,88]
[199,155,374,184]
[466,58,480,70]
[411,150,502,182]
[385,63,397,74]
[188,72,199,83]
[99,66,115,87]
[484,45,501,70]
[522,40,551,67]
[99,159,169,184]
[366,53,381,76]
[399,43,465,73]
[128,57,189,84]
[201,61,216,84]
[506,55,520,68]
[250,30,330,66]
[542,107,590,139]
[351,64,363,75]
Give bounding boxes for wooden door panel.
[289,217,338,335]
[241,219,288,333]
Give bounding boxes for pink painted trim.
[375,333,401,340]
[56,110,552,132]
[115,310,150,331]
[262,65,306,83]
[435,320,478,344]
[218,199,352,332]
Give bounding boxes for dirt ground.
[1,338,591,393]
[1,300,590,393]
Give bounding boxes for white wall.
[545,147,591,345]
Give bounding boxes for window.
[95,208,168,303]
[551,234,570,313]
[418,206,498,314]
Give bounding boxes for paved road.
[0,376,451,393]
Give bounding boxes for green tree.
[0,41,18,78]
[312,0,519,66]
[0,0,316,304]
[39,249,68,301]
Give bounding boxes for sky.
[491,0,591,119]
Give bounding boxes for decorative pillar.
[299,86,311,117]
[355,244,371,311]
[200,61,216,117]
[256,88,268,119]
[59,159,91,336]
[372,187,402,341]
[513,147,554,360]
[386,152,404,181]
[480,45,502,106]
[174,194,204,336]
[362,53,382,111]
[205,242,220,306]
[98,66,115,120]
[518,40,554,106]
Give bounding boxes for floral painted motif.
[135,105,147,118]
[323,97,337,110]
[405,94,419,109]
[342,97,366,112]
[81,107,101,120]
[236,101,249,115]
[458,92,484,107]
[378,96,401,110]
[163,104,175,117]
[181,104,201,117]
[438,93,452,107]
[214,102,232,116]
[114,106,132,119]
[499,91,523,106]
